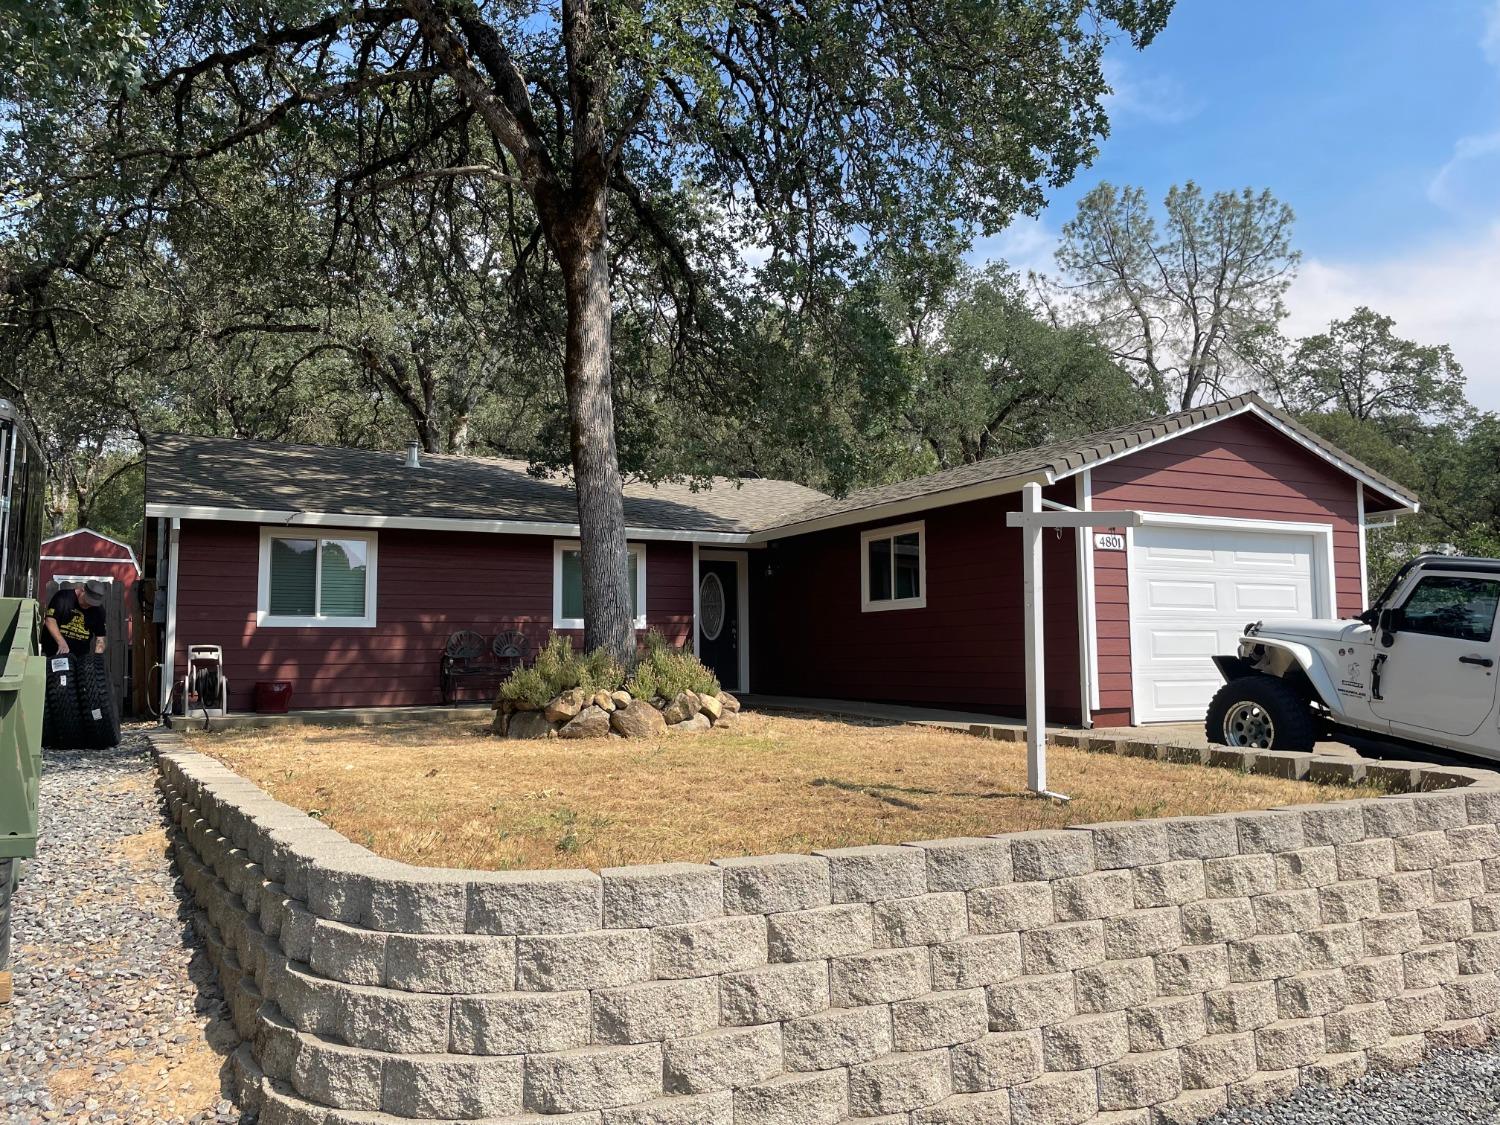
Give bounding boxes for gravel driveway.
[0,731,242,1124]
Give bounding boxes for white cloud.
[965,214,1059,277]
[1429,2,1500,214]
[1100,56,1202,126]
[1483,0,1500,65]
[1285,227,1500,410]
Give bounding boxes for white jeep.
[1206,554,1500,755]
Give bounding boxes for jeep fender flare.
[1214,638,1339,713]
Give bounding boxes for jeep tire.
[0,858,13,972]
[76,653,120,749]
[43,655,83,750]
[1206,675,1318,752]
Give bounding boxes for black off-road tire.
[76,653,120,749]
[0,858,13,971]
[43,655,83,750]
[1205,675,1318,752]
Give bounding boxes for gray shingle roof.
[765,393,1418,531]
[144,433,828,535]
[145,395,1417,540]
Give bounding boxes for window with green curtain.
[561,547,639,622]
[269,537,317,616]
[320,539,369,617]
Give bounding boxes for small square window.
[554,541,646,630]
[258,530,377,627]
[861,522,926,611]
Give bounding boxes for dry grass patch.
[188,712,1376,871]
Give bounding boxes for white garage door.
[1129,523,1325,723]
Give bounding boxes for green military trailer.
[0,402,49,1001]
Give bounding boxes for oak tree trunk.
[559,203,634,664]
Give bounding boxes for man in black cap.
[42,579,108,658]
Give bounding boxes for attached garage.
[1126,518,1332,722]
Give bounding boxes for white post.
[1021,481,1046,793]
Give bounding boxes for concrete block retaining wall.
[152,728,1500,1124]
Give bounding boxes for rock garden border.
[151,721,1500,1125]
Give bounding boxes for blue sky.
[972,0,1500,409]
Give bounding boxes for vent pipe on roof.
[406,441,422,468]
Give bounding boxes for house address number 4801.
[1093,532,1126,551]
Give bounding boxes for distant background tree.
[1050,182,1298,409]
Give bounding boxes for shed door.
[1128,523,1322,723]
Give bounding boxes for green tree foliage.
[1052,182,1298,409]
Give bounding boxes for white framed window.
[553,540,647,630]
[257,528,378,628]
[861,520,926,612]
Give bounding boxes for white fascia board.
[1048,402,1419,514]
[749,470,1050,543]
[144,502,754,545]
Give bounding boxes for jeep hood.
[1248,619,1369,644]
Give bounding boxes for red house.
[143,395,1417,726]
[40,528,142,640]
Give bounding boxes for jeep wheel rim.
[1224,701,1275,749]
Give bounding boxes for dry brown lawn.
[188,712,1374,871]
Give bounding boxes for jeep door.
[1369,572,1500,738]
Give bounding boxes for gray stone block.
[720,960,830,1024]
[1387,987,1448,1036]
[1075,821,1170,869]
[1275,847,1338,890]
[663,1024,783,1093]
[524,1042,664,1114]
[1320,879,1379,924]
[1154,944,1230,996]
[291,1036,383,1112]
[1162,816,1239,861]
[1254,1018,1327,1070]
[1041,1011,1129,1069]
[1128,994,1205,1052]
[384,932,515,994]
[450,990,591,1054]
[1182,897,1256,945]
[516,929,651,991]
[1365,798,1420,839]
[308,919,386,987]
[910,1091,1013,1125]
[930,933,1023,991]
[1007,830,1096,881]
[848,1050,952,1115]
[1105,907,1182,959]
[1301,923,1364,970]
[1253,888,1321,935]
[1052,870,1134,921]
[380,1053,523,1118]
[817,844,928,902]
[783,1004,893,1071]
[1179,1032,1256,1088]
[986,973,1075,1031]
[1204,853,1277,899]
[714,853,830,915]
[1020,919,1105,975]
[1097,1049,1182,1110]
[873,892,968,947]
[364,868,469,934]
[909,836,1013,892]
[467,868,602,935]
[950,1029,1042,1092]
[1418,900,1474,943]
[651,914,768,979]
[592,976,719,1044]
[1009,1068,1098,1125]
[1325,1001,1392,1052]
[831,945,930,1007]
[1227,933,1304,983]
[733,1069,848,1125]
[1133,860,1207,909]
[603,1091,734,1125]
[1277,968,1349,1018]
[768,903,875,962]
[891,988,988,1051]
[1075,957,1157,1014]
[602,863,723,929]
[335,982,451,1053]
[969,881,1055,934]
[1338,837,1397,880]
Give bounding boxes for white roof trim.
[41,528,142,572]
[1048,401,1419,514]
[144,502,755,545]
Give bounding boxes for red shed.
[144,396,1419,725]
[40,528,141,641]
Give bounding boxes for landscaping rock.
[611,690,634,708]
[512,697,540,711]
[593,690,617,712]
[673,713,713,733]
[663,691,702,725]
[612,699,668,739]
[699,693,724,721]
[718,691,741,713]
[544,687,590,722]
[491,709,509,736]
[508,710,556,740]
[560,705,611,740]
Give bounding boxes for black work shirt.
[43,588,106,656]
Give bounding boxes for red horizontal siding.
[751,486,1086,721]
[172,521,691,711]
[1090,412,1364,724]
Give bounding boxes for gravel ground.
[1204,1045,1500,1124]
[0,730,242,1124]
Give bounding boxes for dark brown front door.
[698,559,740,692]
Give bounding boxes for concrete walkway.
[165,702,491,733]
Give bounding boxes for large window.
[1401,575,1500,642]
[258,529,377,627]
[861,520,926,612]
[553,540,646,630]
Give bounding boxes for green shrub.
[626,629,720,701]
[498,633,625,709]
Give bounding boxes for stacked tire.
[42,652,118,750]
